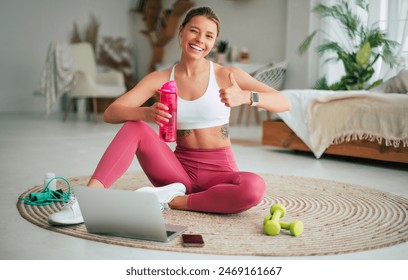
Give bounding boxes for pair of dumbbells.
[263,203,303,237]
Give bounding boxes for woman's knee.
[122,120,149,131]
[244,173,266,203]
[121,121,157,139]
[233,173,266,213]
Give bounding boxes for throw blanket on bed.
[40,42,75,115]
[278,90,408,158]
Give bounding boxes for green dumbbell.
[263,203,286,236]
[280,220,304,237]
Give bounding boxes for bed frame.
[262,120,408,164]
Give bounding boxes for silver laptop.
[73,186,187,242]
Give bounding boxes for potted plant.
[216,40,229,64]
[298,0,399,90]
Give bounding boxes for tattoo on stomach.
[176,125,229,140]
[177,129,192,138]
[220,124,229,139]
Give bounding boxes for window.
[368,0,408,78]
[321,0,407,85]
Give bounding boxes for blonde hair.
[180,7,220,36]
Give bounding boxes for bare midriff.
[176,124,230,149]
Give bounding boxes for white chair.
[236,61,288,125]
[253,61,287,90]
[63,42,126,123]
[254,61,288,120]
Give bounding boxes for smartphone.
[181,234,205,247]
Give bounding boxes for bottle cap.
[160,80,177,94]
[45,172,56,179]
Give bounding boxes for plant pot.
[216,53,227,64]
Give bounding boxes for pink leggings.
[91,121,266,214]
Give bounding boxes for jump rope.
[18,176,71,206]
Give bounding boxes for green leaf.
[317,42,343,55]
[329,80,347,91]
[361,71,373,83]
[298,31,318,54]
[381,45,399,67]
[312,4,334,18]
[365,28,384,48]
[314,77,329,90]
[356,0,369,11]
[356,42,371,65]
[367,79,383,90]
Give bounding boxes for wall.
[131,0,288,78]
[285,0,320,89]
[0,0,296,113]
[0,0,133,113]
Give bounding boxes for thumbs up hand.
[219,72,251,107]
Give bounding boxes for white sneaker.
[48,195,84,225]
[136,182,186,211]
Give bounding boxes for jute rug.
[17,172,408,256]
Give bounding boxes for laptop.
[73,186,187,242]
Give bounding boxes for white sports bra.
[170,61,230,130]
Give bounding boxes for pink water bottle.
[159,80,178,142]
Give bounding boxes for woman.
[48,7,291,225]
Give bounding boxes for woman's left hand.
[219,72,250,107]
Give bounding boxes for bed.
[261,89,408,164]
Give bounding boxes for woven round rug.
[17,172,408,256]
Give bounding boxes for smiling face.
[179,15,218,59]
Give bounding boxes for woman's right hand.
[145,102,172,127]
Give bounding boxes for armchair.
[235,61,288,125]
[253,61,287,90]
[63,42,126,123]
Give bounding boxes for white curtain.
[369,0,408,81]
[319,0,344,85]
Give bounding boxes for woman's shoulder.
[140,67,172,84]
[214,62,247,75]
[149,67,173,78]
[213,62,250,83]
[213,62,232,78]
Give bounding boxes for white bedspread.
[277,90,408,158]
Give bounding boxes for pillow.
[371,70,408,94]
